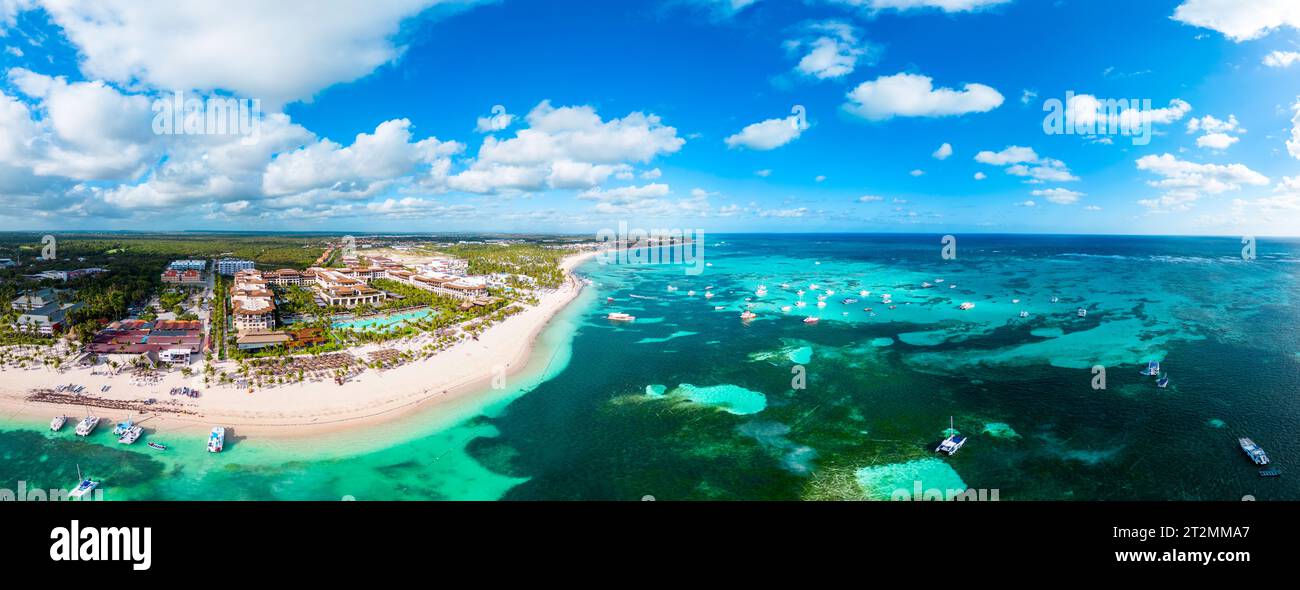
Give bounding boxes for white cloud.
[830,0,1011,13]
[1263,50,1300,67]
[1196,132,1238,150]
[1172,0,1300,41]
[815,174,827,182]
[451,100,685,193]
[1016,200,1036,207]
[857,195,884,202]
[909,169,924,176]
[975,145,1078,183]
[578,182,714,217]
[1085,205,1102,211]
[1289,99,1300,160]
[640,167,663,179]
[13,0,480,106]
[1135,153,1269,211]
[755,169,773,177]
[4,45,20,57]
[973,171,986,180]
[758,207,808,218]
[725,110,806,150]
[786,21,871,80]
[844,73,1003,120]
[1031,187,1084,205]
[932,142,952,160]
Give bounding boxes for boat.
[50,415,66,432]
[118,425,142,445]
[921,282,932,288]
[780,305,792,312]
[1239,438,1269,465]
[803,317,819,324]
[796,289,805,297]
[68,464,98,499]
[816,301,827,308]
[704,291,714,299]
[1077,308,1088,317]
[208,427,225,453]
[825,290,836,296]
[779,283,789,289]
[808,283,820,290]
[841,298,859,304]
[1018,311,1029,318]
[112,415,135,436]
[1140,361,1161,376]
[859,290,869,297]
[755,285,767,296]
[740,311,757,320]
[934,278,945,283]
[795,301,807,307]
[606,296,614,303]
[74,415,100,437]
[1259,466,1282,477]
[1051,296,1060,303]
[935,416,966,455]
[687,290,696,296]
[666,285,677,292]
[1011,299,1020,304]
[1156,374,1169,388]
[607,312,636,322]
[959,302,975,310]
[147,442,167,451]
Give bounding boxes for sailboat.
[936,416,966,455]
[68,464,99,499]
[1140,361,1161,376]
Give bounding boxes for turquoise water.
[2,234,1299,500]
[333,309,437,331]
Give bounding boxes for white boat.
[1077,308,1088,317]
[958,302,975,310]
[1140,360,1161,376]
[607,312,636,322]
[1019,311,1029,318]
[1156,373,1170,388]
[112,415,135,436]
[755,285,767,296]
[68,464,98,499]
[796,290,805,297]
[796,301,807,308]
[934,278,945,283]
[921,282,932,288]
[859,290,869,297]
[781,305,792,312]
[740,311,757,320]
[1051,296,1060,303]
[935,416,966,455]
[714,306,726,311]
[779,283,790,289]
[808,283,820,290]
[803,317,819,324]
[74,415,100,437]
[687,290,696,296]
[666,285,678,292]
[50,415,66,432]
[207,427,225,453]
[1012,299,1021,304]
[816,301,827,308]
[825,290,835,296]
[118,425,142,445]
[704,291,714,299]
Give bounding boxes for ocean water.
[2,234,1298,500]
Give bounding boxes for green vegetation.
[438,243,567,288]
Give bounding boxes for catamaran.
[936,416,966,455]
[740,311,757,320]
[607,312,636,322]
[50,415,66,432]
[1239,438,1269,465]
[118,425,142,445]
[1141,361,1161,376]
[74,415,100,437]
[112,415,135,436]
[208,427,225,453]
[68,464,99,499]
[1156,374,1170,388]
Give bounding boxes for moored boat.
[1239,438,1269,465]
[208,427,225,453]
[803,316,819,324]
[50,415,66,432]
[607,312,636,322]
[68,464,98,499]
[74,415,99,437]
[118,425,142,445]
[936,416,965,455]
[147,442,167,451]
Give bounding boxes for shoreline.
[0,251,599,442]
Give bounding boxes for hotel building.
[216,258,256,276]
[310,268,386,308]
[230,270,277,332]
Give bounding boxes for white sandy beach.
[0,251,598,439]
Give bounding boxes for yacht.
[934,278,945,284]
[1156,374,1170,388]
[666,285,678,292]
[1239,438,1269,465]
[816,301,827,308]
[959,302,975,310]
[704,291,714,299]
[935,417,966,455]
[740,311,757,320]
[607,312,636,322]
[1051,296,1060,303]
[687,290,696,297]
[780,305,792,312]
[1077,308,1088,317]
[921,282,932,288]
[825,289,835,296]
[808,283,820,291]
[74,415,100,437]
[1019,311,1030,318]
[50,415,66,432]
[803,317,820,324]
[859,290,870,297]
[208,427,225,453]
[118,425,143,445]
[68,465,98,499]
[755,285,768,296]
[795,301,807,308]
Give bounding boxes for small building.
[157,348,194,366]
[235,331,293,351]
[10,289,80,335]
[162,268,204,285]
[168,260,207,272]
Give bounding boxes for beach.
[0,251,599,440]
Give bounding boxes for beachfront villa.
[85,319,203,365]
[231,270,277,332]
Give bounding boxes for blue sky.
[0,0,1298,235]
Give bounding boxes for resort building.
[10,289,81,335]
[230,270,277,333]
[310,268,386,308]
[0,258,15,268]
[168,260,207,272]
[216,258,256,275]
[419,257,469,276]
[86,319,204,364]
[264,269,306,287]
[398,272,490,301]
[162,268,205,285]
[25,268,109,282]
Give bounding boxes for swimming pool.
[332,309,437,331]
